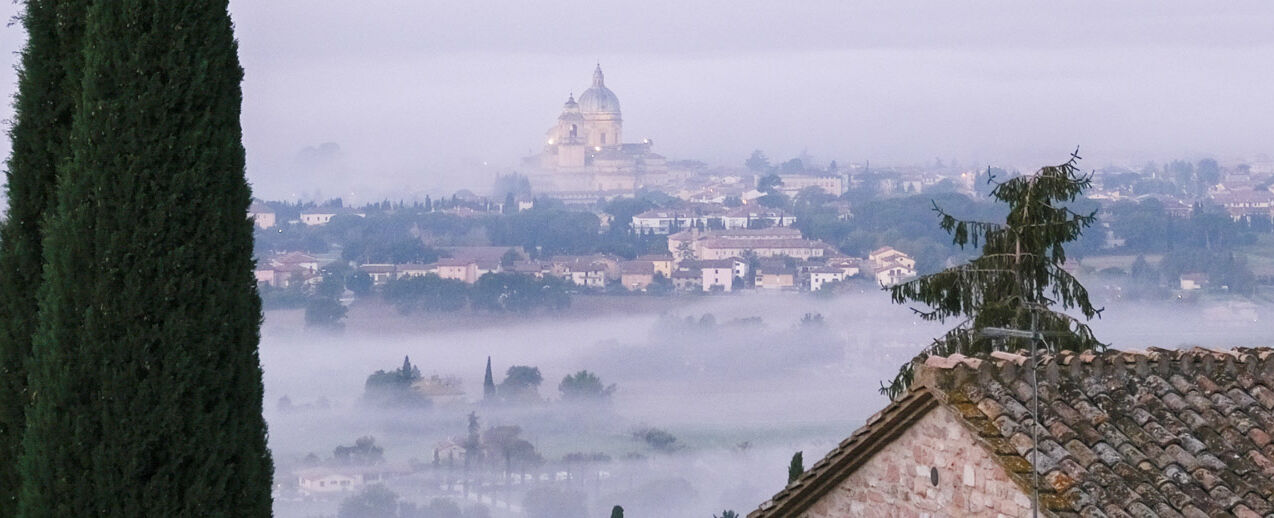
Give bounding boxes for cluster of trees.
[0,2,272,515]
[1099,158,1225,197]
[631,427,680,452]
[481,361,617,405]
[364,357,430,409]
[255,200,669,264]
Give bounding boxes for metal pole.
[1029,312,1040,518]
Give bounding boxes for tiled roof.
[751,347,1274,518]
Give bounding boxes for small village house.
[248,200,276,229]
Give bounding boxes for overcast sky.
[1,2,1272,201]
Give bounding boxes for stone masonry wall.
[801,405,1034,517]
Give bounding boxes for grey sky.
[1,1,1272,200]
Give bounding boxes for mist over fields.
[260,289,1273,517]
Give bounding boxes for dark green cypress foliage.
[20,1,273,515]
[787,451,804,484]
[483,356,496,401]
[0,0,87,514]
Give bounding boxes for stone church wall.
[801,405,1034,517]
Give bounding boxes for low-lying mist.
[261,288,1274,517]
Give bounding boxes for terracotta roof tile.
[749,347,1274,518]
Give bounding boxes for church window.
[570,124,577,138]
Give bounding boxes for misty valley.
[262,290,1274,518]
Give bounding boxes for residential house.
[396,263,434,279]
[550,255,620,283]
[669,228,828,263]
[719,206,795,230]
[634,254,675,278]
[1211,189,1274,220]
[433,440,468,467]
[564,262,607,288]
[807,266,846,291]
[253,268,275,287]
[359,264,396,286]
[620,260,656,291]
[441,246,525,265]
[412,375,465,406]
[248,200,276,229]
[435,258,479,284]
[509,260,553,278]
[299,207,365,226]
[757,265,797,290]
[775,173,846,197]
[868,246,917,287]
[750,347,1274,518]
[825,256,862,277]
[1180,272,1209,291]
[295,465,409,495]
[670,269,701,291]
[868,246,915,269]
[874,262,917,287]
[682,259,738,292]
[257,252,320,288]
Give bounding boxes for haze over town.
[0,2,1272,199]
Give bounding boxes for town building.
[631,205,795,234]
[620,260,656,291]
[295,465,408,495]
[669,228,830,263]
[1180,272,1209,291]
[807,266,847,291]
[248,200,276,229]
[776,173,847,197]
[525,65,668,194]
[634,254,675,278]
[299,207,365,226]
[255,252,320,288]
[867,246,918,286]
[359,264,396,286]
[679,258,742,292]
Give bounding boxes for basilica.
[524,65,668,194]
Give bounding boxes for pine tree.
[883,151,1103,400]
[19,1,272,515]
[0,0,88,513]
[787,451,804,484]
[483,356,496,401]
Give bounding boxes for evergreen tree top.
[884,150,1104,400]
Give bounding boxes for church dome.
[578,65,621,116]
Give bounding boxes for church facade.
[525,65,668,194]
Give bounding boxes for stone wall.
[801,405,1034,517]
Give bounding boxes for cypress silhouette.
[483,356,496,401]
[19,1,273,515]
[788,451,804,484]
[0,1,88,513]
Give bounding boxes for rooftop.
[752,346,1274,518]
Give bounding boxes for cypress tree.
[0,0,87,513]
[787,451,804,484]
[483,356,496,401]
[20,1,272,515]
